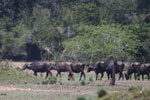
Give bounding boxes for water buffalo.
[125,62,140,80]
[104,57,125,80]
[51,62,74,80]
[22,61,53,79]
[87,61,105,80]
[71,62,86,80]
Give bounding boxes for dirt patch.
[8,61,30,68]
[0,61,30,68]
[0,85,92,96]
[0,86,29,91]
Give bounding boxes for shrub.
[97,89,107,98]
[42,76,57,85]
[128,86,137,92]
[76,96,86,100]
[89,77,93,82]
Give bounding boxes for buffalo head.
[125,64,137,80]
[22,64,32,70]
[87,65,95,72]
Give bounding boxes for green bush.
[42,76,57,85]
[97,89,107,98]
[76,96,86,100]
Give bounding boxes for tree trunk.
[110,63,116,86]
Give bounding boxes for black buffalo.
[125,62,150,80]
[87,61,105,80]
[136,63,150,80]
[125,62,140,80]
[104,57,125,80]
[71,62,86,80]
[22,61,53,79]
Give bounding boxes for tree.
[124,23,150,62]
[0,0,36,20]
[137,0,150,23]
[24,5,65,60]
[72,3,101,25]
[62,24,140,62]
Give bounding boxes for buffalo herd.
[22,58,150,81]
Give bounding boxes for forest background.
[0,0,150,63]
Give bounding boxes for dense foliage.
[0,0,150,62]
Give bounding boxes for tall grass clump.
[76,96,86,100]
[97,89,107,98]
[128,86,138,92]
[80,80,86,86]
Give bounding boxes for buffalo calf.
[87,61,105,80]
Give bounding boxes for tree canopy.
[0,0,150,62]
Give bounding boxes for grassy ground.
[99,87,150,100]
[0,61,150,100]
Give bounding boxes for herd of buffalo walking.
[22,57,150,81]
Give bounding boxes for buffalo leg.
[79,71,86,81]
[96,73,99,80]
[100,72,104,80]
[68,72,74,80]
[56,72,61,77]
[142,74,144,81]
[134,73,137,80]
[106,72,110,80]
[33,72,37,76]
[147,73,150,80]
[119,72,124,80]
[136,73,141,80]
[45,71,49,79]
[68,72,71,80]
